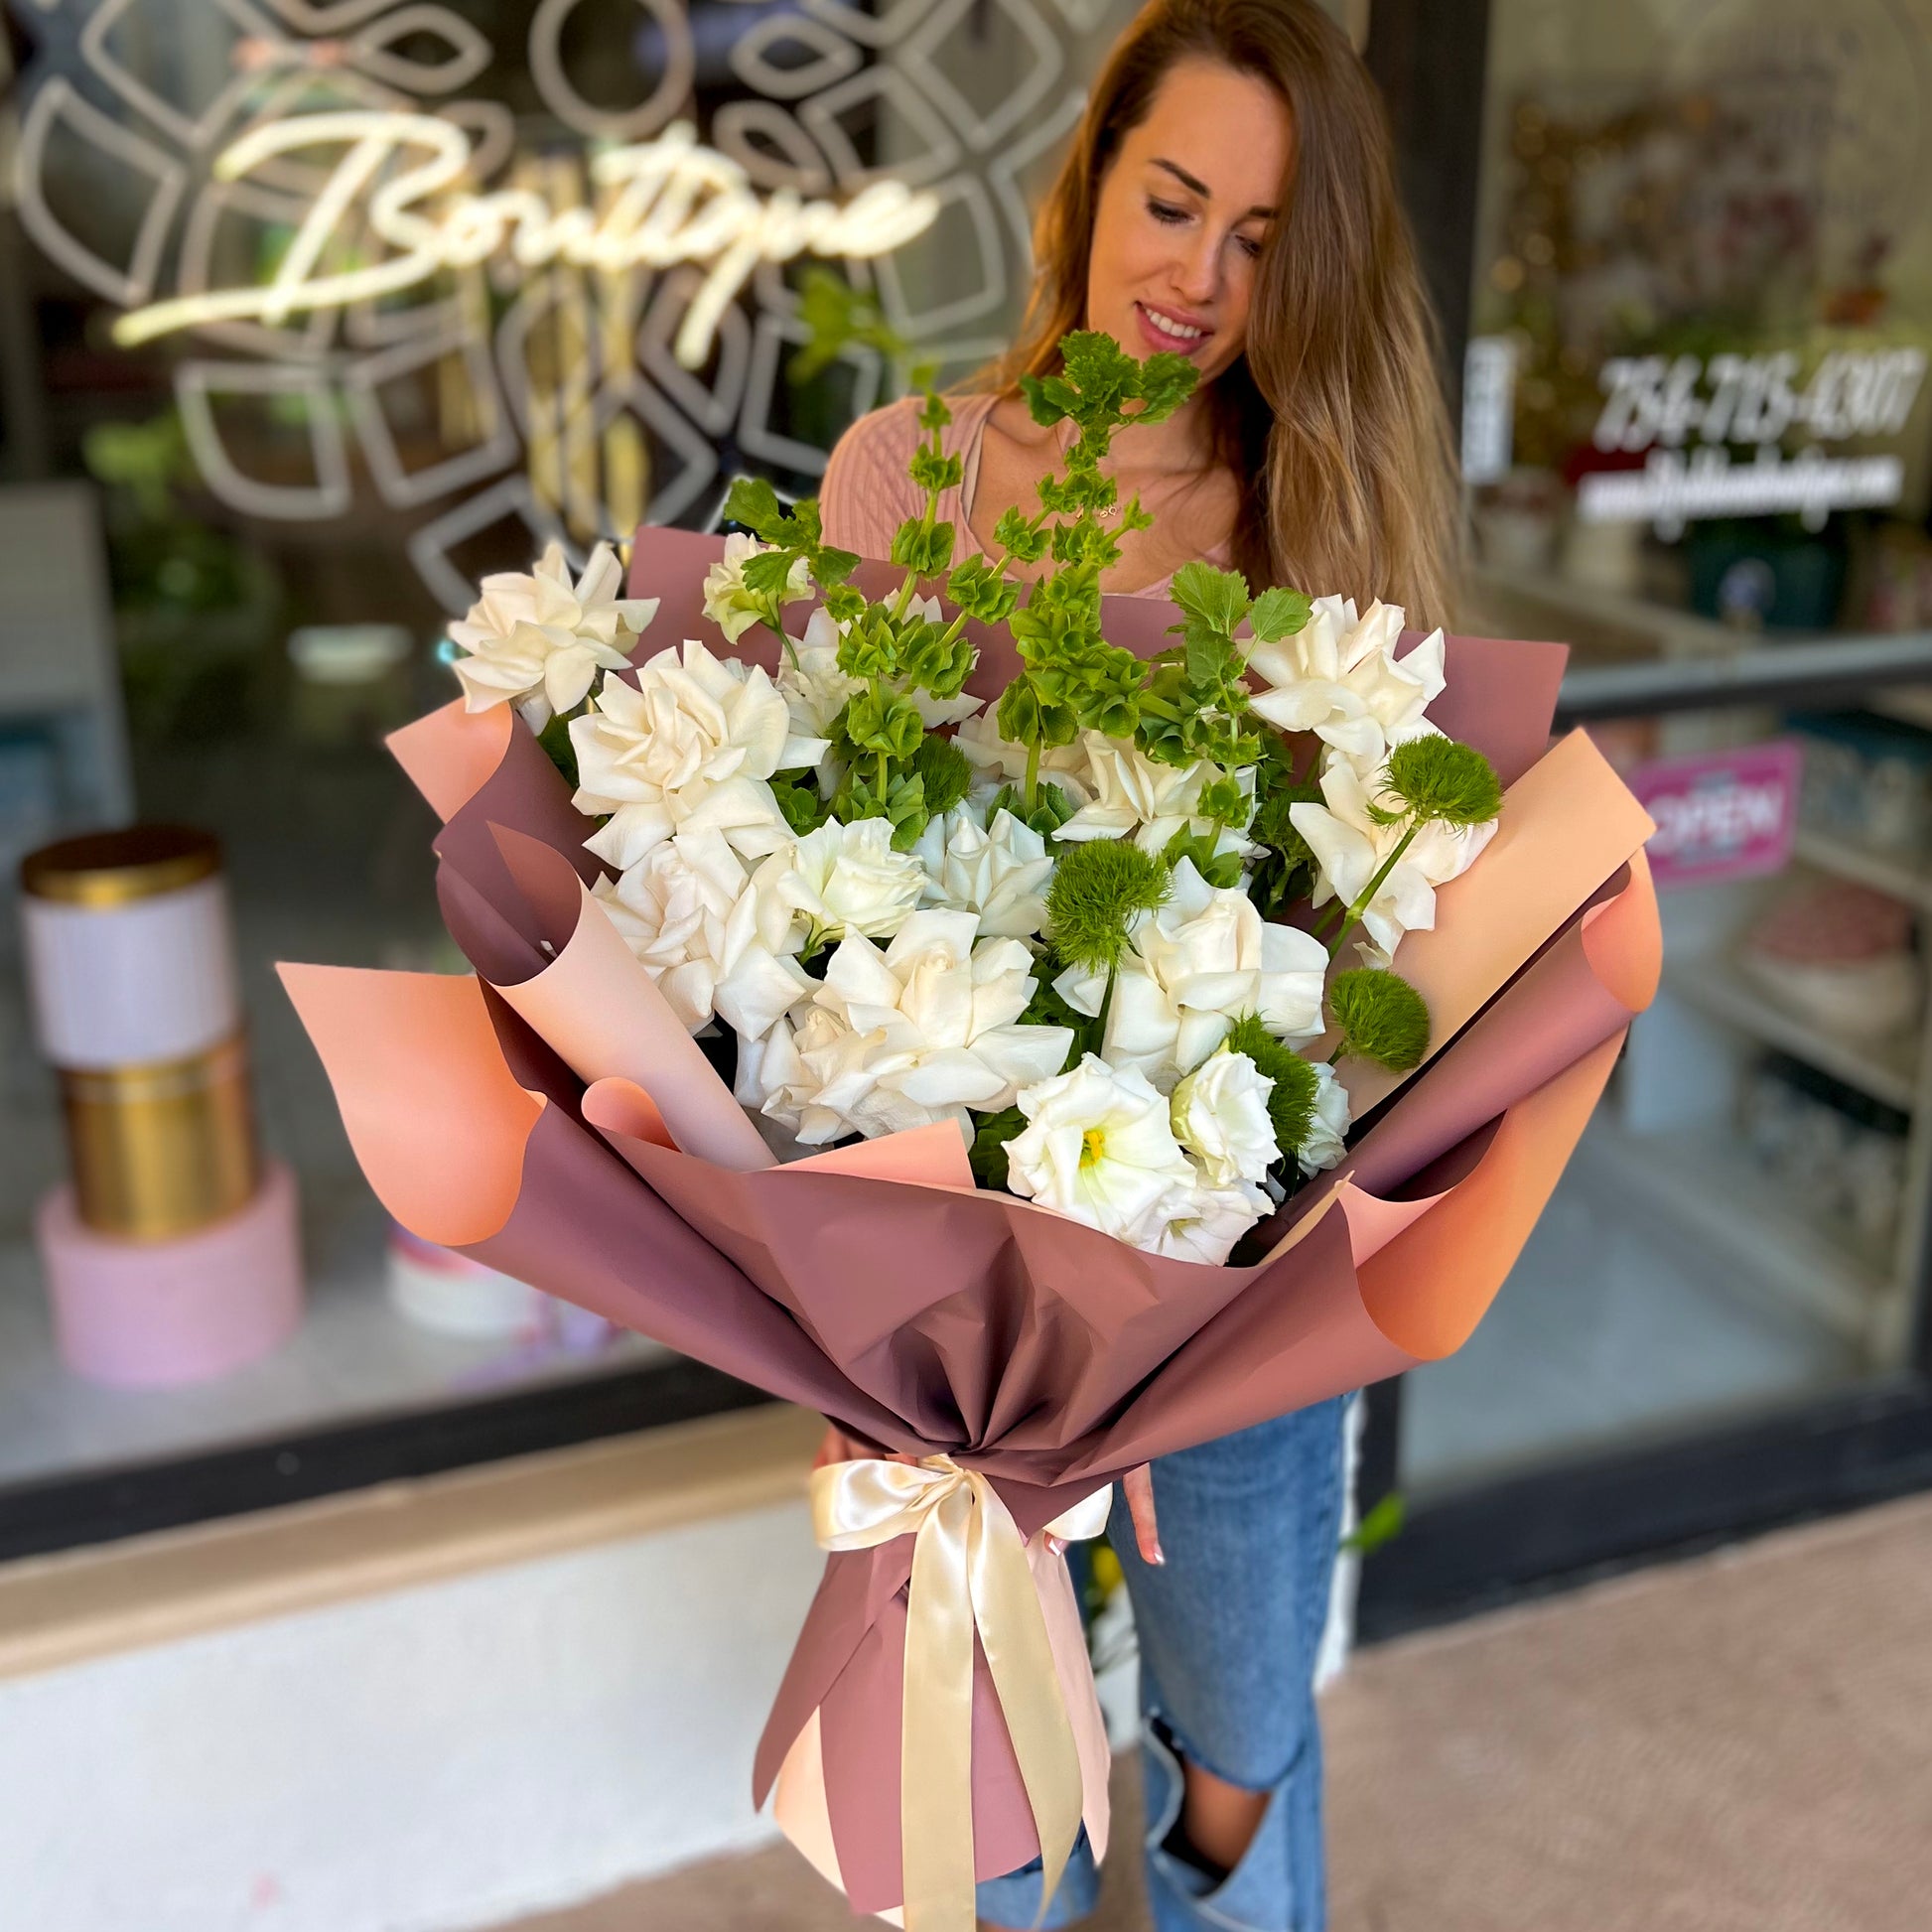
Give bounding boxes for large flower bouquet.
[285,332,1660,1930]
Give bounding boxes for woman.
[815,2,1458,1926]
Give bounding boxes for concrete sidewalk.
[506,1490,1932,1932]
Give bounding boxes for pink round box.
[36,1162,304,1388]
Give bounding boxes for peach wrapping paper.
[283,531,1658,1917]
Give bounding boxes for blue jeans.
[978,1398,1348,1932]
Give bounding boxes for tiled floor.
[502,1491,1932,1932]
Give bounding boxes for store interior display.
[20,824,303,1387]
[1738,878,1922,1043]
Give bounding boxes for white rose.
[1288,741,1495,961]
[953,709,1094,809]
[913,806,1054,940]
[1055,733,1249,858]
[1247,595,1444,767]
[1054,858,1329,1087]
[593,828,810,1038]
[1298,1059,1352,1175]
[448,540,657,729]
[1006,1054,1200,1248]
[765,817,926,948]
[1170,1049,1279,1186]
[750,909,1074,1144]
[1151,1175,1271,1266]
[570,644,824,870]
[702,531,812,643]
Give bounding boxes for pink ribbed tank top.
[817,393,1231,599]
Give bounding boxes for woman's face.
[1085,58,1291,392]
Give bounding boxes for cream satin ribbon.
[811,1456,1112,1932]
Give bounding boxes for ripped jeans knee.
[1139,1704,1326,1932]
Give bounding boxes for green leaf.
[1133,350,1200,420]
[742,547,801,597]
[1161,827,1245,891]
[535,710,579,787]
[908,446,964,493]
[917,388,953,433]
[1018,370,1070,427]
[1342,1491,1407,1556]
[968,1106,1029,1189]
[770,772,830,835]
[989,780,1077,839]
[721,475,789,543]
[812,544,860,588]
[789,498,824,547]
[842,685,925,760]
[821,583,867,624]
[1170,560,1251,638]
[1248,587,1311,642]
[889,519,955,577]
[946,555,1021,625]
[993,505,1049,564]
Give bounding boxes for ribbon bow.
[811,1455,1112,1932]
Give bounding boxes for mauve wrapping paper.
[283,530,1658,1916]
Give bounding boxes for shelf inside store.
[1662,957,1920,1115]
[1587,1119,1886,1350]
[1790,826,1932,911]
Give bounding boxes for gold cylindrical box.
[22,825,261,1241]
[58,1036,259,1240]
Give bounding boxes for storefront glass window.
[1408,0,1932,1491]
[0,0,1142,1517]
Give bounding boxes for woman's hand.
[812,1428,1163,1568]
[813,1424,911,1469]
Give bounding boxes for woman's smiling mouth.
[1134,300,1212,354]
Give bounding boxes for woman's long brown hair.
[991,0,1459,624]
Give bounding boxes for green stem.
[1327,823,1420,960]
[1023,734,1041,814]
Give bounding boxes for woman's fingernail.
[1152,1545,1166,1567]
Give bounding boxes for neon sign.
[113,113,938,370]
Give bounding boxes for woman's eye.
[1147,200,1188,225]
[1236,233,1264,259]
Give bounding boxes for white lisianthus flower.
[1004,1054,1199,1249]
[1055,859,1328,1088]
[449,541,657,729]
[1298,1059,1352,1176]
[1288,743,1496,961]
[748,910,1074,1144]
[1170,1049,1279,1187]
[953,709,1094,808]
[593,828,811,1038]
[1055,732,1252,858]
[1246,595,1445,766]
[1152,1176,1271,1266]
[570,645,825,870]
[702,532,811,643]
[913,807,1054,940]
[765,817,926,948]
